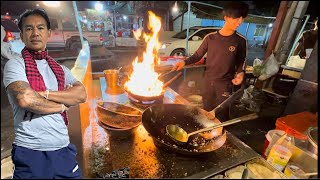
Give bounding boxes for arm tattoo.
[28,91,51,109]
[7,81,60,113]
[8,81,29,101]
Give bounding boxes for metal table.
[84,77,260,178]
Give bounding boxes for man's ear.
[48,29,51,38]
[223,16,227,21]
[20,32,24,43]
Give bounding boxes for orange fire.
[124,11,163,97]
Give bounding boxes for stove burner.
[127,92,164,109]
[129,95,157,105]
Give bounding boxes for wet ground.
[1,46,278,178]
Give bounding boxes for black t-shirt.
[185,31,247,81]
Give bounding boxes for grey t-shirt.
[3,54,78,151]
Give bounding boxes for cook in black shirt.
[173,1,249,121]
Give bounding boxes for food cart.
[68,1,317,179]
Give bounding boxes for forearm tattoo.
[7,81,59,113]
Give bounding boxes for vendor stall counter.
[75,66,263,178]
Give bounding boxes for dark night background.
[1,1,318,22]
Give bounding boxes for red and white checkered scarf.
[21,47,68,125]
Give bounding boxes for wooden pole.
[264,1,289,59]
[254,1,289,89]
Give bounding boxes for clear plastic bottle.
[267,134,294,171]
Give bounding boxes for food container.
[262,129,286,158]
[306,126,318,155]
[245,157,287,179]
[272,73,298,96]
[210,174,225,179]
[275,111,317,140]
[284,163,309,179]
[225,165,254,179]
[267,144,292,171]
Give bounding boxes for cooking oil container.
[267,144,292,171]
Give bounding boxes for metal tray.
[245,157,287,179]
[224,165,254,179]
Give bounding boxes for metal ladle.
[304,172,318,176]
[241,168,249,179]
[166,113,258,143]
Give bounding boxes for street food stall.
[74,63,317,179]
[68,2,317,179]
[79,63,319,179]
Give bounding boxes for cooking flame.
[124,11,163,97]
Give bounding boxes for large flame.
[124,11,163,97]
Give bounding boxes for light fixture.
[268,23,273,28]
[172,1,178,13]
[123,15,127,20]
[43,1,60,8]
[95,1,103,11]
[36,3,39,7]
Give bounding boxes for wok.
[142,104,227,155]
[96,102,143,129]
[125,72,183,103]
[141,87,249,155]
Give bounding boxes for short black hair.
[222,1,249,19]
[18,8,51,32]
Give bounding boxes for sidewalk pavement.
[1,156,13,179]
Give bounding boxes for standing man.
[3,8,87,178]
[173,2,249,121]
[293,19,318,59]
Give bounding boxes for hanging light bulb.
[43,1,60,7]
[172,1,178,13]
[95,1,103,11]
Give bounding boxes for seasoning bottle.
[267,134,293,172]
[284,163,309,179]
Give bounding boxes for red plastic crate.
[275,111,317,140]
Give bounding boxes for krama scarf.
[21,47,68,125]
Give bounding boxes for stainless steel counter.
[77,77,261,178]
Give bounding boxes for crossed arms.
[6,81,87,115]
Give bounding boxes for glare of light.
[43,1,60,8]
[268,23,273,28]
[123,15,127,20]
[80,49,86,56]
[6,12,9,15]
[95,2,103,11]
[172,1,178,13]
[83,19,88,23]
[36,3,39,7]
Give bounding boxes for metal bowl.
[306,126,318,155]
[96,102,142,129]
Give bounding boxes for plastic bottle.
[267,134,294,171]
[264,131,285,158]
